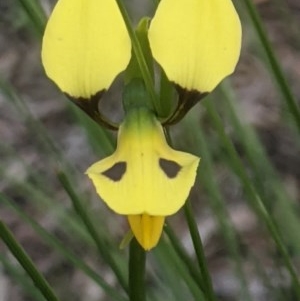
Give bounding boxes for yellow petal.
[148,0,242,92]
[86,107,200,216]
[128,214,165,250]
[42,0,131,98]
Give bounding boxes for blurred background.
[0,0,300,300]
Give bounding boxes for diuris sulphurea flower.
[42,0,241,250]
[86,107,200,250]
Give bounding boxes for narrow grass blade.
[182,110,252,301]
[204,98,300,298]
[219,82,300,253]
[164,224,204,290]
[154,238,207,301]
[166,129,216,301]
[0,77,64,166]
[0,166,91,243]
[0,221,60,301]
[242,0,300,132]
[0,254,45,301]
[57,170,128,293]
[271,0,300,47]
[17,0,46,37]
[183,201,217,301]
[0,193,127,301]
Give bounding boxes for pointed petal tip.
[128,215,165,250]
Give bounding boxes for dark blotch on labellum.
[159,158,181,178]
[102,162,127,181]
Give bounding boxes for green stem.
[183,201,217,301]
[0,221,60,301]
[129,238,146,301]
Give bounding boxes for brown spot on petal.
[102,162,127,181]
[159,158,181,178]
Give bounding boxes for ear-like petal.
[86,108,200,216]
[42,0,131,98]
[148,0,241,92]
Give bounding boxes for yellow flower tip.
[42,0,131,99]
[128,214,165,250]
[148,0,242,93]
[86,107,200,216]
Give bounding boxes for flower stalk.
[129,238,146,301]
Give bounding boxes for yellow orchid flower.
[86,107,200,249]
[42,0,241,250]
